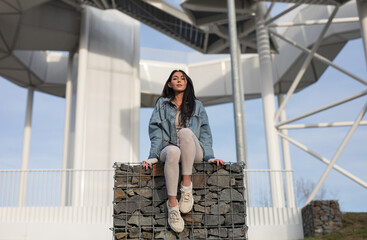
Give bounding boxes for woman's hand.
[142,158,158,170]
[208,158,225,166]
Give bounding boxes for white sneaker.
[178,186,194,214]
[167,201,184,233]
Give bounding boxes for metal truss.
[267,4,367,206]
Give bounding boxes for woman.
[142,69,224,233]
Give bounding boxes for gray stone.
[119,164,132,172]
[183,213,203,226]
[208,169,230,187]
[113,215,127,227]
[141,205,160,214]
[193,195,201,203]
[219,188,244,203]
[225,213,246,225]
[194,163,213,172]
[153,189,168,202]
[115,176,131,187]
[232,202,246,213]
[128,211,157,226]
[193,229,207,239]
[224,163,243,173]
[208,228,228,238]
[194,204,210,214]
[210,202,230,214]
[228,228,245,238]
[177,228,190,239]
[135,187,153,199]
[155,230,176,239]
[204,215,225,226]
[114,232,128,240]
[147,177,165,188]
[195,189,209,195]
[126,189,135,196]
[207,192,218,200]
[156,216,167,226]
[114,188,126,201]
[129,227,140,238]
[142,232,153,239]
[114,195,151,214]
[199,200,217,206]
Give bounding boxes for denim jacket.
[148,97,215,161]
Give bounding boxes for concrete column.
[278,94,296,208]
[255,2,285,207]
[60,52,74,206]
[357,0,367,66]
[226,0,247,165]
[18,86,34,206]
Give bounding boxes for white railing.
[0,169,114,207]
[244,169,298,208]
[0,168,297,208]
[0,168,302,233]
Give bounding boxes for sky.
[0,2,366,212]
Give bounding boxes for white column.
[278,94,296,208]
[255,2,285,207]
[357,0,367,66]
[227,0,247,165]
[18,86,34,206]
[72,7,90,206]
[61,52,74,206]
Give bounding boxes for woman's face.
[168,71,187,94]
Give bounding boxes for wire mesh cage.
[112,162,247,240]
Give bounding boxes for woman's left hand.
[208,158,225,166]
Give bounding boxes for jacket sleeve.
[198,102,215,161]
[148,100,163,159]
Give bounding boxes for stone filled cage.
[112,162,247,239]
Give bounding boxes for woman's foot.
[179,183,194,213]
[167,201,184,233]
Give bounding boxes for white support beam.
[239,3,301,39]
[278,132,367,189]
[61,52,74,206]
[279,121,367,129]
[227,0,247,165]
[256,2,284,208]
[264,3,302,26]
[275,6,340,122]
[270,29,367,86]
[305,102,367,206]
[278,94,295,208]
[264,2,274,20]
[73,7,90,206]
[276,90,367,128]
[269,17,359,27]
[357,0,367,67]
[18,86,35,207]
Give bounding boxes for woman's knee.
[178,128,194,142]
[164,146,181,162]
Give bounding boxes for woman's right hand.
[142,158,158,170]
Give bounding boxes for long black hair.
[160,69,196,127]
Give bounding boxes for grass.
[304,212,367,240]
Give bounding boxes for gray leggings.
[159,128,203,196]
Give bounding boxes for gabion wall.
[302,200,342,237]
[113,162,247,240]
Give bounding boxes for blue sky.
[0,2,366,211]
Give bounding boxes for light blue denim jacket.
[148,97,215,161]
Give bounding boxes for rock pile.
[302,200,342,237]
[113,162,247,239]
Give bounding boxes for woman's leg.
[179,128,203,181]
[177,128,203,213]
[159,145,185,233]
[159,145,181,206]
